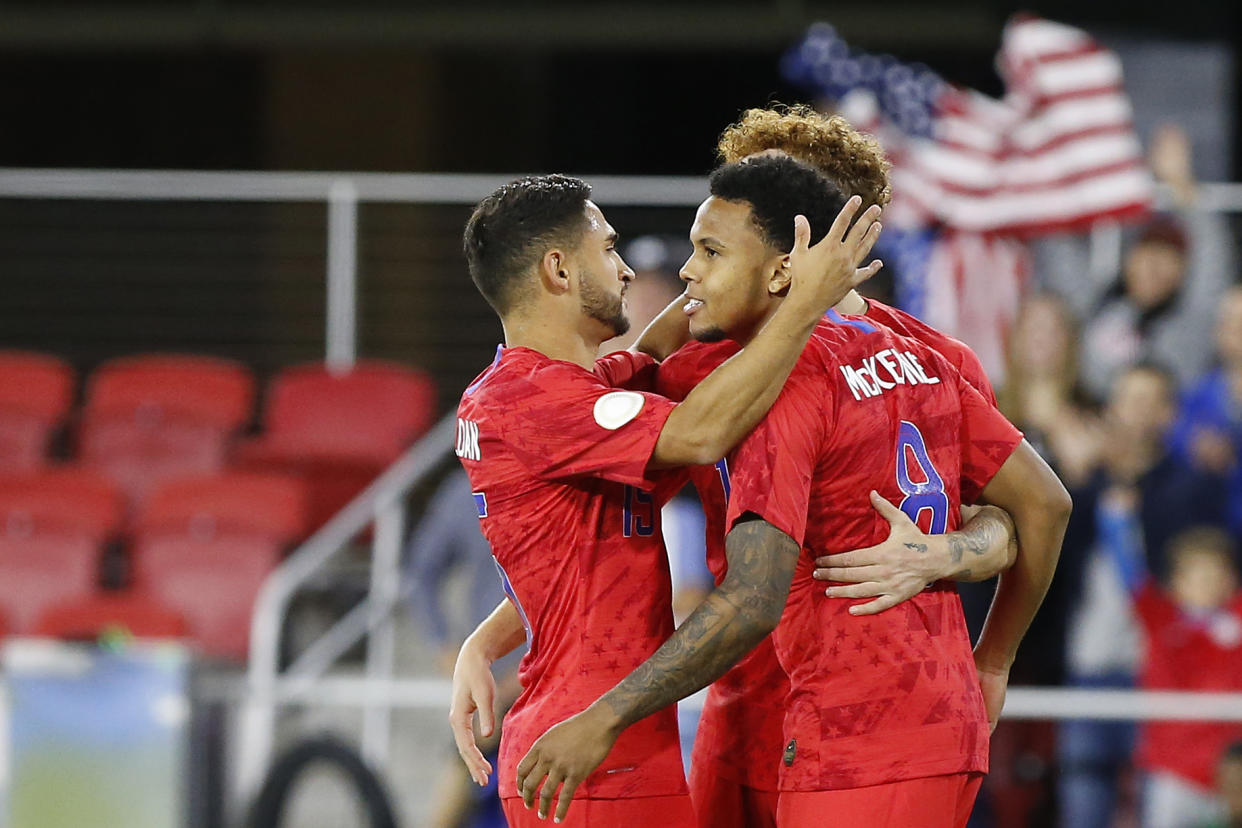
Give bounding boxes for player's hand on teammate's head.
[783,196,883,314]
[516,708,620,822]
[448,642,498,786]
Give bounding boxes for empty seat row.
[0,469,307,660]
[0,351,436,531]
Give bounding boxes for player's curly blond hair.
[717,104,892,209]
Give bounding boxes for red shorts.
[689,768,778,828]
[501,794,695,827]
[776,772,983,828]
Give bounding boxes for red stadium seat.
[0,351,74,472]
[34,592,189,642]
[80,355,255,509]
[236,361,434,530]
[0,470,123,633]
[132,472,307,660]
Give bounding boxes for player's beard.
[580,272,630,337]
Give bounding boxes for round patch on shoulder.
[593,391,646,430]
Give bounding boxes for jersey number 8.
[895,420,949,534]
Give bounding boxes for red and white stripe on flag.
[840,15,1153,236]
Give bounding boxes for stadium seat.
[132,472,307,660]
[0,351,74,472]
[34,592,189,642]
[0,470,123,633]
[236,361,434,530]
[80,354,256,509]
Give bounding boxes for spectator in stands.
[1171,286,1242,535]
[599,234,688,354]
[1215,743,1242,828]
[409,468,518,828]
[999,292,1102,489]
[1057,362,1228,828]
[404,467,507,676]
[1073,124,1235,401]
[1124,527,1242,828]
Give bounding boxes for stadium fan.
[1059,362,1228,828]
[1087,518,1242,828]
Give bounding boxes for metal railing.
[232,411,457,812]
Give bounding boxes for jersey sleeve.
[958,371,1024,504]
[595,350,660,391]
[723,372,827,546]
[955,343,999,408]
[500,363,677,489]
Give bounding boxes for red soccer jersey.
[457,345,687,800]
[1135,582,1242,788]
[723,315,1022,791]
[862,300,998,407]
[656,305,1003,791]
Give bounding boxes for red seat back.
[140,472,307,541]
[132,473,307,659]
[81,355,255,507]
[0,352,74,472]
[0,469,124,537]
[133,534,279,660]
[85,354,254,429]
[261,361,435,463]
[34,592,189,641]
[0,470,122,633]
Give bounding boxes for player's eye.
[704,247,719,259]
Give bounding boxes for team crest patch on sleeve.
[593,391,645,430]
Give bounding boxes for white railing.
[233,411,457,813]
[2,168,1239,370]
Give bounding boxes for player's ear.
[539,249,572,295]
[768,255,793,296]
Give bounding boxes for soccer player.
[515,154,1070,827]
[654,106,1023,828]
[452,173,882,827]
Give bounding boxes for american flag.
[783,16,1153,379]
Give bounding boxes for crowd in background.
[406,122,1242,828]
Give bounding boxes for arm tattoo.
[904,542,928,554]
[947,516,1003,563]
[598,519,800,729]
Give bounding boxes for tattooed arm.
[812,491,1017,615]
[514,517,799,821]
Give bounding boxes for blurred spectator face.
[1169,541,1237,613]
[1010,294,1074,378]
[1122,220,1188,311]
[1219,751,1242,822]
[601,236,687,352]
[1106,366,1175,441]
[1216,287,1242,369]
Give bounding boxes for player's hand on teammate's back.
[784,196,883,315]
[516,708,619,822]
[812,490,939,615]
[448,641,498,786]
[974,658,1009,734]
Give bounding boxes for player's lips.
[683,298,704,315]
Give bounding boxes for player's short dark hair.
[463,174,593,313]
[1223,741,1242,765]
[708,154,847,252]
